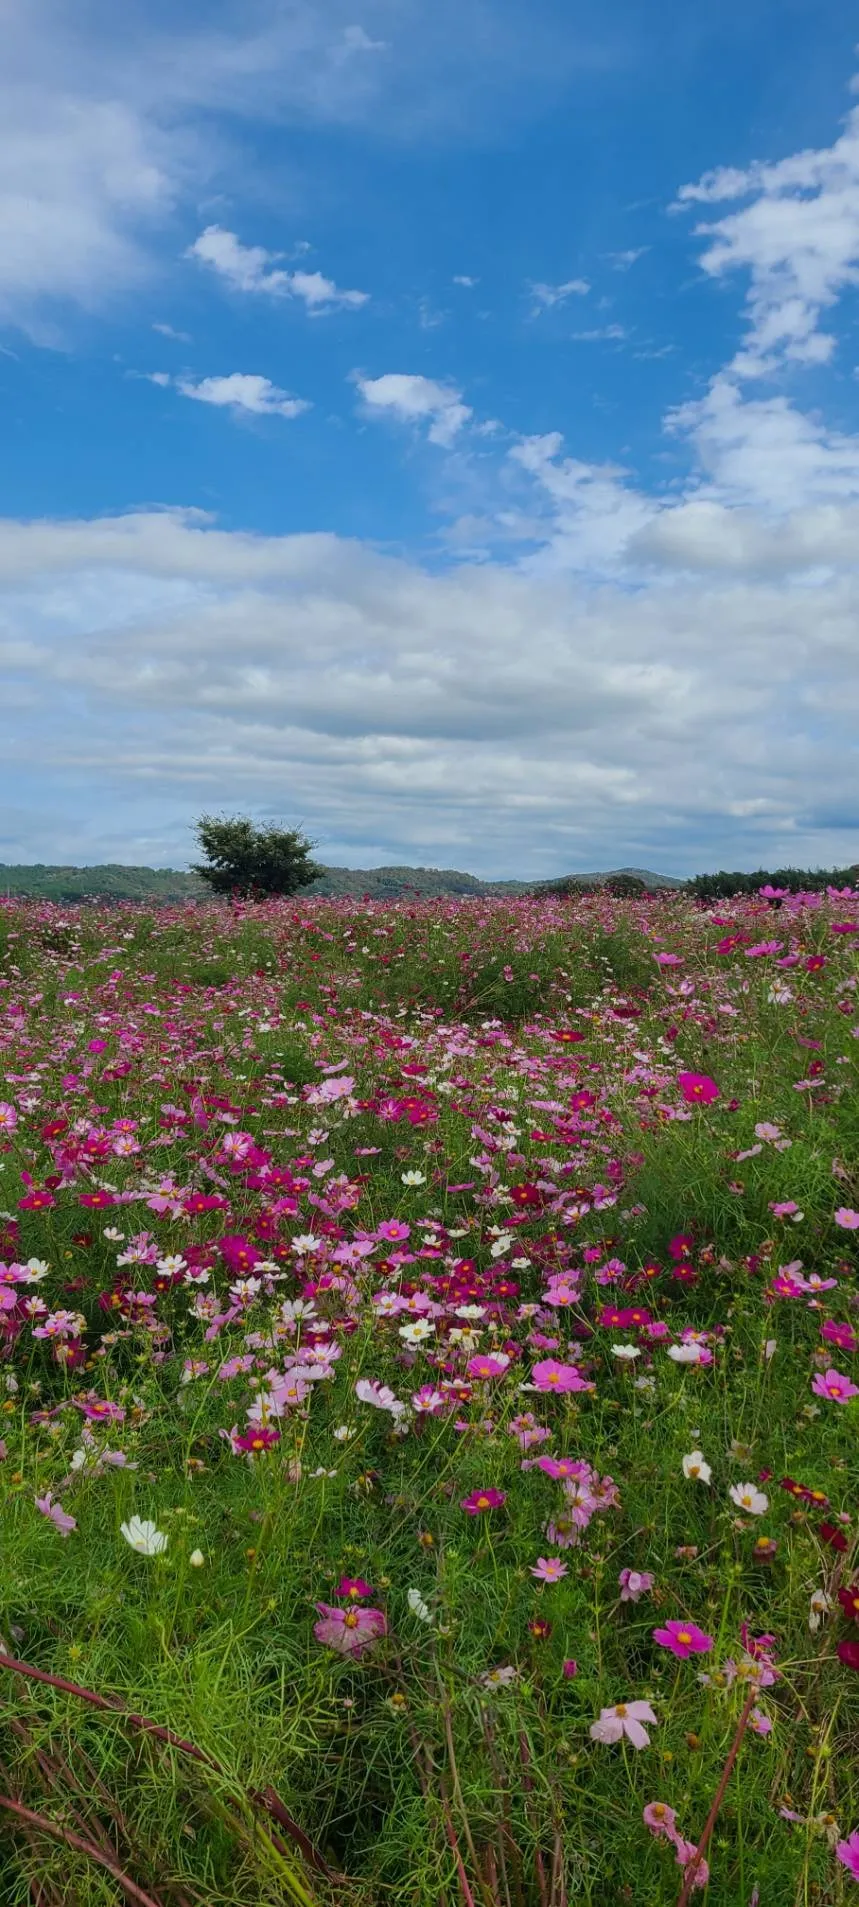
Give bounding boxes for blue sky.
[2,0,859,879]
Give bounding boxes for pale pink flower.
[313,1603,387,1657]
[35,1493,77,1537]
[619,1568,654,1602]
[590,1699,657,1749]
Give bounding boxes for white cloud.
[676,89,859,375]
[453,274,479,287]
[0,92,173,335]
[176,374,311,418]
[606,248,648,270]
[355,373,472,445]
[2,504,858,876]
[529,278,590,310]
[187,226,369,311]
[571,324,627,341]
[153,322,191,341]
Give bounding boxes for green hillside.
[0,861,681,903]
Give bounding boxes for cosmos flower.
[729,1482,769,1515]
[811,1368,859,1403]
[530,1556,568,1583]
[652,1621,713,1659]
[313,1603,387,1657]
[120,1517,168,1556]
[590,1700,657,1749]
[461,1488,506,1514]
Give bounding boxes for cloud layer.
[1,494,857,875]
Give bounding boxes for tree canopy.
[192,815,324,898]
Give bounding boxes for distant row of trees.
[687,864,859,902]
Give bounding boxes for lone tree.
[193,815,324,899]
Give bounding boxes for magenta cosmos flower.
[811,1368,859,1404]
[590,1699,657,1749]
[313,1603,387,1657]
[837,1830,859,1880]
[461,1488,506,1514]
[677,1072,720,1106]
[652,1620,713,1659]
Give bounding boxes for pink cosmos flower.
[35,1493,77,1538]
[677,1072,720,1105]
[674,1841,710,1889]
[811,1368,859,1403]
[643,1801,679,1839]
[467,1354,511,1379]
[619,1568,655,1602]
[835,1208,859,1230]
[590,1699,657,1749]
[375,1218,411,1242]
[313,1603,386,1657]
[461,1488,506,1514]
[836,1831,859,1880]
[537,1455,591,1481]
[531,1556,568,1583]
[652,1620,713,1659]
[562,1658,578,1678]
[531,1359,592,1394]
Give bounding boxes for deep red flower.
[509,1183,543,1208]
[837,1639,859,1671]
[838,1585,859,1621]
[819,1522,849,1553]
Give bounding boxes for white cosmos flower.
[809,1589,832,1633]
[407,1588,433,1623]
[611,1343,640,1361]
[682,1451,712,1483]
[291,1235,322,1254]
[401,1170,426,1185]
[729,1482,769,1516]
[120,1516,169,1556]
[399,1319,435,1344]
[667,1343,703,1364]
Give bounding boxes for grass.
[0,887,857,1904]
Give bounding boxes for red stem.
[675,1687,757,1907]
[0,1650,338,1879]
[0,1791,165,1907]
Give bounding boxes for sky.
[2,0,859,881]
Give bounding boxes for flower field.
[0,886,858,1905]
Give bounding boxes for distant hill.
[0,861,682,904]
